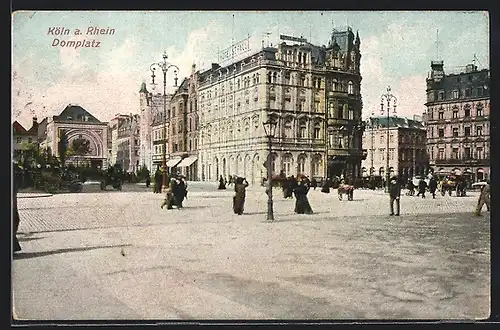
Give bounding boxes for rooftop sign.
[279,34,307,44]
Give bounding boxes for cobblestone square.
[12,183,490,320]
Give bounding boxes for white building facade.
[197,27,364,184]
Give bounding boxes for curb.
[18,194,53,199]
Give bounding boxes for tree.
[66,138,91,167]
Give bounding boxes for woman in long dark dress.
[13,162,21,252]
[233,177,249,215]
[218,175,226,190]
[294,177,313,214]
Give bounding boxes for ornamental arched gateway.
[62,128,107,168]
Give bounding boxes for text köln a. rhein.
[48,27,116,49]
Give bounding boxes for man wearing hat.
[389,176,401,216]
[475,179,490,216]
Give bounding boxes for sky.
[12,11,489,129]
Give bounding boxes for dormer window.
[67,116,73,120]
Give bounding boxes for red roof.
[12,121,27,134]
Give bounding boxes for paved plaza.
[12,182,490,320]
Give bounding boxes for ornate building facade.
[362,115,427,183]
[197,27,365,184]
[39,104,108,169]
[108,114,140,172]
[138,82,171,171]
[423,61,490,181]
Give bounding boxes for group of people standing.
[406,177,439,199]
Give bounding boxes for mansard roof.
[54,104,101,123]
[368,116,425,130]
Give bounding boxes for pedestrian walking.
[175,176,188,208]
[293,175,313,214]
[13,162,22,253]
[311,178,318,190]
[428,176,438,199]
[154,167,162,193]
[145,174,151,188]
[389,176,401,216]
[233,177,249,215]
[416,178,427,198]
[475,180,490,216]
[218,175,227,190]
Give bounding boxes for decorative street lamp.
[262,119,277,221]
[380,86,397,193]
[150,51,179,192]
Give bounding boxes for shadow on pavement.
[13,244,132,260]
[18,236,46,242]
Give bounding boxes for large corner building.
[197,27,365,184]
[423,61,490,181]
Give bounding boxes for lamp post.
[150,51,179,192]
[263,119,277,221]
[380,86,397,193]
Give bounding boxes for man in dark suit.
[389,176,401,216]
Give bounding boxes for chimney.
[32,116,38,127]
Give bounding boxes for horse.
[338,184,354,201]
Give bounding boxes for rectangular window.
[452,148,459,159]
[328,102,335,117]
[477,108,483,117]
[337,105,344,119]
[476,126,483,136]
[452,110,458,119]
[389,148,395,160]
[380,135,385,144]
[380,148,385,161]
[465,108,471,117]
[452,127,459,137]
[389,134,394,143]
[464,147,471,159]
[16,137,22,143]
[438,91,444,100]
[438,128,445,138]
[465,127,471,137]
[453,90,459,99]
[348,109,354,120]
[438,148,444,160]
[438,112,444,119]
[477,147,483,159]
[477,87,484,97]
[465,88,471,97]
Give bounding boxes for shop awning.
[177,156,198,167]
[166,157,182,167]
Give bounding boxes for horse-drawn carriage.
[100,166,123,191]
[337,184,354,201]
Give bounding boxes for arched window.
[314,122,321,139]
[283,154,293,176]
[348,81,354,94]
[284,120,293,138]
[312,155,322,177]
[332,78,338,91]
[299,120,307,138]
[297,155,306,175]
